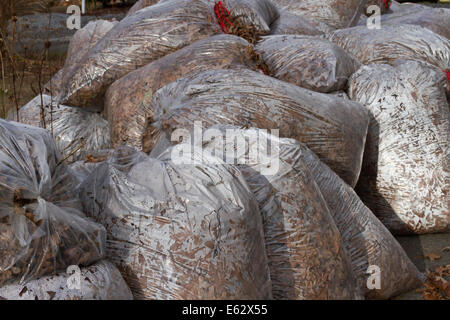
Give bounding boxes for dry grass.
[0,1,131,120]
[0,0,65,120]
[0,53,65,120]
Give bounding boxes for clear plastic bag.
[298,142,424,299]
[326,24,450,73]
[269,10,325,36]
[176,125,362,300]
[358,0,428,25]
[58,0,221,109]
[17,94,111,163]
[126,0,162,16]
[381,7,450,40]
[105,34,258,151]
[65,20,118,75]
[0,260,133,300]
[0,120,106,287]
[348,61,450,235]
[127,0,279,41]
[69,150,115,187]
[79,146,271,300]
[388,0,429,14]
[70,161,99,188]
[153,126,422,299]
[271,0,367,30]
[45,19,118,97]
[364,0,391,15]
[256,35,360,93]
[144,69,369,187]
[219,0,279,40]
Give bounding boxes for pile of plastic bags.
[5,0,449,300]
[349,61,449,234]
[0,120,131,299]
[79,146,272,300]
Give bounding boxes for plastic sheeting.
[17,94,111,163]
[177,126,362,300]
[0,260,133,300]
[143,69,369,187]
[269,10,325,36]
[79,146,272,300]
[0,119,106,287]
[271,0,367,30]
[256,35,360,93]
[298,142,424,299]
[45,19,118,97]
[348,61,450,235]
[58,0,221,109]
[105,34,258,150]
[326,25,450,73]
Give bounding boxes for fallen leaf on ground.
[420,265,450,300]
[424,253,441,261]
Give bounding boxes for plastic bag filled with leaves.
[348,61,450,235]
[154,126,423,299]
[45,19,118,97]
[298,142,424,299]
[143,69,369,187]
[256,35,360,93]
[216,0,279,42]
[271,0,367,30]
[70,161,100,188]
[58,0,222,109]
[69,149,116,188]
[380,8,450,40]
[105,34,259,150]
[364,0,391,15]
[388,0,429,15]
[0,120,106,287]
[0,260,133,300]
[16,94,111,163]
[325,24,450,73]
[165,125,363,300]
[127,0,278,41]
[126,0,162,16]
[269,10,325,36]
[79,146,271,300]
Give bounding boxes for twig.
[56,138,86,167]
[0,48,6,119]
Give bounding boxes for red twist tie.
[258,66,267,75]
[214,1,233,34]
[382,0,389,9]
